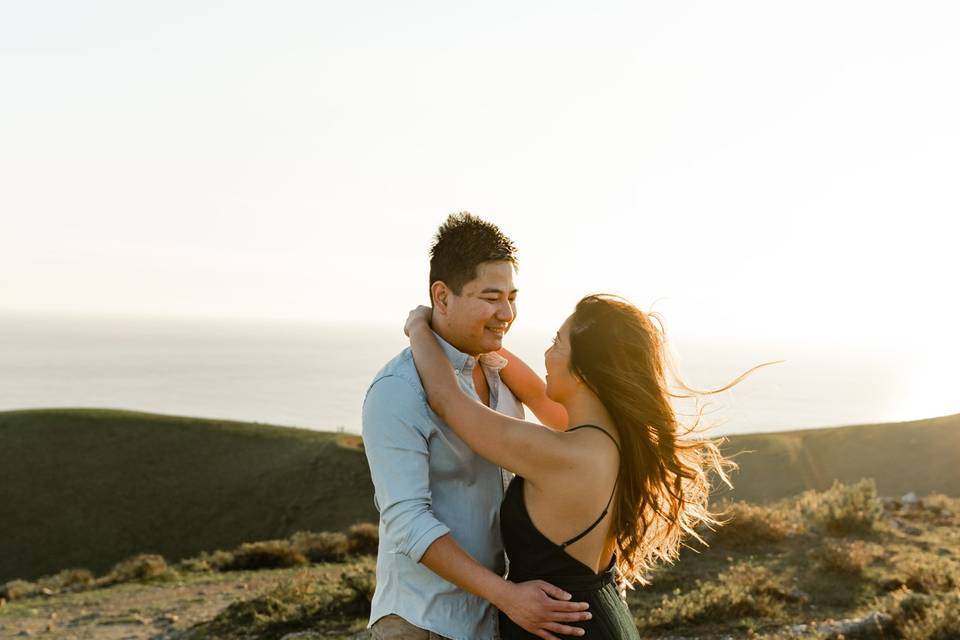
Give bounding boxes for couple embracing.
[362,213,746,639]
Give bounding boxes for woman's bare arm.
[497,347,568,430]
[404,309,575,483]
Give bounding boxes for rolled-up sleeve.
[361,374,451,562]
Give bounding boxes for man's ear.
[431,281,450,312]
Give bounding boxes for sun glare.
[890,351,960,423]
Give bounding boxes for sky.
[2,1,958,352]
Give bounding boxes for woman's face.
[544,315,579,403]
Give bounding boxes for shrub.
[875,589,960,640]
[0,579,41,601]
[644,562,802,628]
[176,549,235,573]
[290,531,350,563]
[36,568,95,593]
[346,523,379,556]
[338,564,376,605]
[798,479,883,535]
[920,492,956,513]
[222,540,307,571]
[716,501,800,546]
[913,493,959,526]
[0,571,96,601]
[98,553,172,586]
[814,539,884,576]
[175,557,210,573]
[895,556,958,595]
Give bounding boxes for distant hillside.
[2,408,958,585]
[716,412,960,504]
[0,409,375,585]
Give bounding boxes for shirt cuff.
[408,521,452,563]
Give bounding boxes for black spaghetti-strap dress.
[498,425,642,639]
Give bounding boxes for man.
[362,213,587,640]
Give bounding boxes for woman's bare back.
[521,424,621,573]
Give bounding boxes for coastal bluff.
[1,408,957,584]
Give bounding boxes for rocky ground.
[0,565,362,640]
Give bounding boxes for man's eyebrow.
[480,288,520,294]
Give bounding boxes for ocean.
[1,312,955,436]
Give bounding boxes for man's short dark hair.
[429,212,518,301]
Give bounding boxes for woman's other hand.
[404,305,433,337]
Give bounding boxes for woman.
[405,294,772,639]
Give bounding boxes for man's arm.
[362,375,451,559]
[421,535,591,640]
[361,375,589,640]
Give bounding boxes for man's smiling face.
[441,260,517,356]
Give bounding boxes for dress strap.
[566,424,621,453]
[559,425,621,549]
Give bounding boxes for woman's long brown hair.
[568,294,779,589]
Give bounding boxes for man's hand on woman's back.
[492,580,591,639]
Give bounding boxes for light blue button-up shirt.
[361,331,523,640]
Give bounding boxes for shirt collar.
[478,350,509,371]
[430,330,509,375]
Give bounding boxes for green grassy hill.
[0,409,375,585]
[715,412,960,504]
[2,408,958,586]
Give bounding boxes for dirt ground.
[0,565,349,640]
